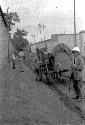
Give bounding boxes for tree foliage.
[14,28,28,38]
[3,10,20,31]
[12,29,29,51]
[12,37,29,52]
[3,8,29,53]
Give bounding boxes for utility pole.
[7,7,10,62]
[74,0,77,46]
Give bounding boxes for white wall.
[46,39,58,52]
[31,32,85,56]
[58,34,74,49]
[79,32,85,56]
[31,40,51,53]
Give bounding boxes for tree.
[12,28,29,52]
[12,37,29,52]
[3,8,20,61]
[3,8,20,32]
[14,28,28,38]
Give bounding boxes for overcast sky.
[0,0,85,43]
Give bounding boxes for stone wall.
[0,14,8,69]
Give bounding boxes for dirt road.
[0,61,84,125]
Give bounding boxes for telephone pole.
[7,7,10,62]
[74,0,77,46]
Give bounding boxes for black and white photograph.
[0,0,85,124]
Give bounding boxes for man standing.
[34,48,44,81]
[34,57,43,81]
[71,47,84,100]
[18,48,25,72]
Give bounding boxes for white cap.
[72,47,80,53]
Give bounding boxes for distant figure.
[47,53,54,70]
[35,48,44,81]
[71,47,84,100]
[18,48,25,72]
[12,52,16,69]
[36,47,40,60]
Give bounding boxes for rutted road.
[0,61,85,125]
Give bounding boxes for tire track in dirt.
[24,59,85,122]
[45,81,85,121]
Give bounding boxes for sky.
[0,0,85,43]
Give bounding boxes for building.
[0,6,8,69]
[31,31,85,56]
